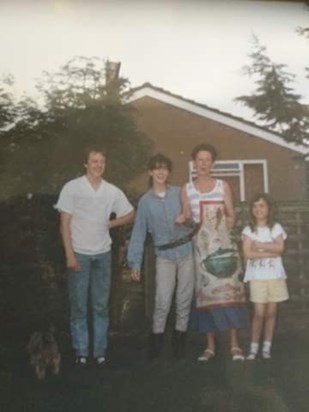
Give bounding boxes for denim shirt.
[127,186,193,271]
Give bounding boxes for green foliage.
[0,195,69,338]
[236,35,309,145]
[0,74,15,130]
[0,57,152,199]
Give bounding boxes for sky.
[0,0,308,121]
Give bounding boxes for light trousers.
[153,252,194,333]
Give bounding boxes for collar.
[149,185,171,198]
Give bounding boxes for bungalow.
[126,83,309,202]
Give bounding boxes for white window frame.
[189,159,268,201]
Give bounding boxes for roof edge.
[126,83,309,156]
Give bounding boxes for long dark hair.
[248,192,277,232]
[147,153,173,187]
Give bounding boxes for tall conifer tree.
[236,35,308,145]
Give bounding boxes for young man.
[55,147,134,366]
[127,154,195,359]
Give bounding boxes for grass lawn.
[0,324,308,412]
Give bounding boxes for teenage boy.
[127,154,194,359]
[55,147,134,366]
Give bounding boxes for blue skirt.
[190,304,249,335]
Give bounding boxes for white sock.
[250,342,259,354]
[263,341,272,353]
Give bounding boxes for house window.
[189,160,269,202]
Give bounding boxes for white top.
[242,223,287,282]
[55,176,133,255]
[186,179,224,223]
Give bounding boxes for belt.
[157,232,194,251]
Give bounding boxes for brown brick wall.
[128,97,307,201]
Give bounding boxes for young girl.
[242,193,289,360]
[127,154,194,359]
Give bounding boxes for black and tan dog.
[28,325,61,380]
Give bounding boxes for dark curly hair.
[191,143,217,161]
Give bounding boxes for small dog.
[28,325,61,380]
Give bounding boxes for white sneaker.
[262,350,271,360]
[246,352,257,361]
[75,356,87,366]
[231,347,245,361]
[96,356,106,365]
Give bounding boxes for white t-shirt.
[55,176,133,255]
[242,223,287,282]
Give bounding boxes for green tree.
[0,75,18,175]
[235,35,308,145]
[0,74,15,130]
[0,57,152,199]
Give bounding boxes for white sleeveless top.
[186,179,224,223]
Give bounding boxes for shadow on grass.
[1,331,308,412]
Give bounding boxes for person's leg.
[150,258,176,359]
[264,302,277,341]
[262,279,288,359]
[262,302,277,359]
[175,252,195,332]
[229,328,239,348]
[172,252,195,358]
[197,332,216,361]
[229,328,244,361]
[68,253,91,359]
[247,303,266,359]
[206,333,216,352]
[90,251,112,360]
[153,258,177,334]
[247,280,267,359]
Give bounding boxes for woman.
[127,153,195,359]
[178,143,247,361]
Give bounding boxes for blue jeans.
[68,252,111,358]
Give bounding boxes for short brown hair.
[191,143,217,161]
[147,153,173,172]
[83,146,107,163]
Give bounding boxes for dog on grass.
[27,325,61,380]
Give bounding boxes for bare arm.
[175,184,192,224]
[242,235,280,260]
[252,235,285,254]
[60,212,80,271]
[109,210,135,229]
[127,201,148,282]
[223,181,235,229]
